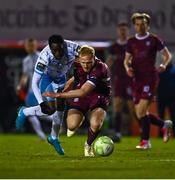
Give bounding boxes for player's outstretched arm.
[42,81,95,99]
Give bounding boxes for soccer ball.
[94,136,114,156]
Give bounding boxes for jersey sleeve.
[34,49,48,75]
[156,37,165,51]
[65,40,81,57]
[22,58,28,74]
[126,39,132,54]
[32,72,43,104]
[87,76,97,87]
[87,63,110,87]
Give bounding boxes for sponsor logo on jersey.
[146,41,151,46]
[36,62,46,72]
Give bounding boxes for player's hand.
[42,92,61,98]
[40,101,54,115]
[126,67,134,77]
[62,85,71,92]
[158,64,166,73]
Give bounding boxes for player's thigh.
[67,109,84,129]
[127,99,137,118]
[113,96,125,112]
[135,99,150,119]
[25,91,38,106]
[90,107,106,128]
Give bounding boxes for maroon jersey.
[67,59,111,113]
[108,41,132,98]
[73,59,111,97]
[108,41,127,78]
[126,33,165,80]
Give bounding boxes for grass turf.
[0,134,175,178]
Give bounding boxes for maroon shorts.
[113,77,132,99]
[67,94,110,114]
[132,77,159,104]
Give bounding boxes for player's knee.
[114,101,123,112]
[91,119,103,131]
[67,123,76,131]
[136,109,147,119]
[93,108,106,118]
[67,119,79,131]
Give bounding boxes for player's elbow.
[168,52,172,62]
[164,48,172,62]
[123,60,128,71]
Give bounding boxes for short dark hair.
[48,34,64,47]
[131,13,151,25]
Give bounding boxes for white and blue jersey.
[33,40,80,104]
[23,51,40,106]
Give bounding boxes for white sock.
[28,116,46,140]
[23,105,46,117]
[50,111,63,138]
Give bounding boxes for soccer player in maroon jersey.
[43,45,111,156]
[124,12,172,149]
[106,23,137,142]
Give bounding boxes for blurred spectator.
[106,23,136,142]
[16,38,46,140]
[157,62,175,136]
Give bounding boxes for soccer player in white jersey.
[16,35,80,155]
[16,38,46,140]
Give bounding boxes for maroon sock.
[147,114,164,128]
[115,113,122,133]
[140,116,150,140]
[87,128,100,146]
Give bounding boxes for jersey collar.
[135,32,150,40]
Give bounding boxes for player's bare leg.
[67,109,84,137]
[135,99,172,149]
[84,108,106,157]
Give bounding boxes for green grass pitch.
[0,134,175,178]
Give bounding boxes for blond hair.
[131,13,151,25]
[79,45,95,56]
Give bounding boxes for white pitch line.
[134,159,175,162]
